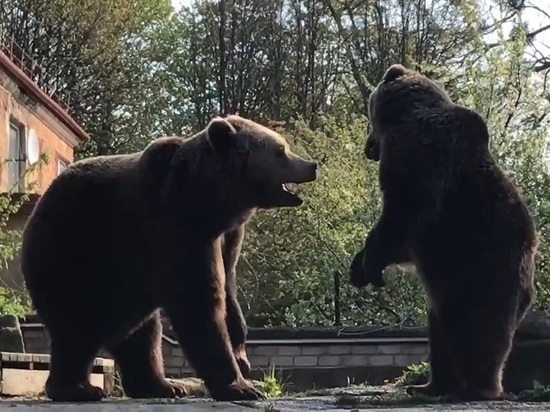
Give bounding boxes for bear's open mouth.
[256,164,317,209]
[282,183,299,195]
[263,182,303,208]
[279,182,302,203]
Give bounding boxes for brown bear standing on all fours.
[20,115,318,403]
[350,64,537,401]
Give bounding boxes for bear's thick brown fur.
[350,64,537,401]
[21,115,318,402]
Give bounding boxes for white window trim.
[57,158,69,175]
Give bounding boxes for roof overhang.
[0,50,89,144]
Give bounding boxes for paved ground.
[3,386,550,411]
[2,397,550,411]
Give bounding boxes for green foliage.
[0,286,28,318]
[260,365,288,398]
[0,156,47,317]
[517,381,550,402]
[394,362,430,386]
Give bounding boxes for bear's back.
[29,152,141,229]
[411,154,536,290]
[21,152,143,283]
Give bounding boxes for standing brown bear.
[21,115,318,402]
[350,64,537,401]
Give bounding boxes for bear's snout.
[306,160,319,181]
[365,138,380,161]
[286,156,319,184]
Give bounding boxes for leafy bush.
[0,156,46,317]
[0,286,29,318]
[261,365,288,398]
[394,362,430,387]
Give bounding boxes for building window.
[8,121,26,192]
[57,158,68,175]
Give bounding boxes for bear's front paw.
[122,378,189,399]
[234,346,251,379]
[367,271,386,288]
[165,378,190,397]
[350,250,367,288]
[350,250,385,288]
[209,380,266,401]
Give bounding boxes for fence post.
[334,271,342,326]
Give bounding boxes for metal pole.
[334,271,341,326]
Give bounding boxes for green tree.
[0,0,173,157]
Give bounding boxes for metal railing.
[0,28,73,113]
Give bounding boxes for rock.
[516,310,550,341]
[0,314,25,352]
[504,339,550,393]
[503,310,550,393]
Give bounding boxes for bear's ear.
[206,117,238,153]
[382,64,409,83]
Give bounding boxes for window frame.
[57,156,69,176]
[7,118,27,192]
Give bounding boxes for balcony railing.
[0,29,73,114]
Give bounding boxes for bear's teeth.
[282,183,298,194]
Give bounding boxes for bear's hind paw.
[123,378,189,399]
[406,382,455,398]
[455,387,504,402]
[209,380,266,401]
[46,381,107,402]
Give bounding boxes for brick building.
[0,41,89,288]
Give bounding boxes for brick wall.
[157,339,429,377]
[0,74,77,195]
[21,323,429,391]
[0,69,83,291]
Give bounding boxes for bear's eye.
[277,146,286,157]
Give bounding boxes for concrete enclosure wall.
[21,323,429,391]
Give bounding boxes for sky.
[172,0,190,8]
[519,5,550,62]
